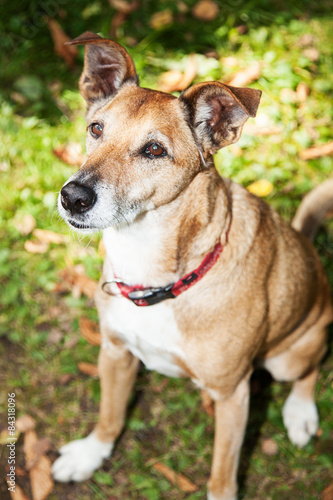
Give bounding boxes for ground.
[0,1,332,499]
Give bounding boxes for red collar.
[102,240,225,307]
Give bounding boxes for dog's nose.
[61,181,97,215]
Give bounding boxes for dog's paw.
[282,394,318,448]
[52,432,114,482]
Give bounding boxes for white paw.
[282,394,318,448]
[52,432,114,482]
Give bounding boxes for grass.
[0,1,332,499]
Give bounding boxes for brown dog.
[52,32,333,500]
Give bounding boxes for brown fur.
[56,33,333,499]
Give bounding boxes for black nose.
[61,181,97,215]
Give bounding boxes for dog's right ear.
[66,31,138,105]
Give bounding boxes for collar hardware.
[102,239,226,307]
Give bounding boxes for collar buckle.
[128,284,175,306]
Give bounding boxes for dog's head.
[58,32,261,232]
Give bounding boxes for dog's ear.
[179,81,262,154]
[66,31,138,105]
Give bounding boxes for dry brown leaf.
[33,229,66,245]
[46,18,78,68]
[24,240,49,254]
[78,362,99,377]
[300,141,333,160]
[261,438,278,456]
[16,414,36,433]
[24,429,38,469]
[227,62,261,87]
[9,483,29,500]
[53,142,85,166]
[221,56,238,68]
[159,54,197,93]
[79,317,101,346]
[11,91,28,105]
[296,82,310,103]
[149,9,173,30]
[192,0,219,21]
[152,462,198,492]
[14,214,36,236]
[110,11,127,38]
[56,266,98,298]
[177,1,189,13]
[303,47,319,62]
[243,123,282,136]
[24,430,54,500]
[109,0,138,13]
[0,429,20,445]
[322,482,333,500]
[30,455,54,500]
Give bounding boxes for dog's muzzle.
[60,181,97,215]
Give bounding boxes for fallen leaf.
[322,482,333,500]
[14,214,37,236]
[79,317,101,346]
[303,47,319,62]
[30,455,54,500]
[296,82,310,103]
[158,54,197,92]
[280,88,298,103]
[227,62,261,87]
[56,265,98,298]
[221,56,238,68]
[297,33,316,48]
[300,141,333,160]
[192,0,219,21]
[152,462,198,492]
[24,240,49,254]
[243,122,282,136]
[24,430,54,500]
[46,18,78,68]
[151,378,169,393]
[47,328,64,345]
[59,373,73,385]
[261,438,278,456]
[109,0,138,13]
[110,11,127,38]
[9,483,29,500]
[16,414,36,433]
[149,9,173,30]
[247,179,273,197]
[78,362,99,377]
[53,142,85,166]
[33,228,66,245]
[11,91,28,105]
[0,428,20,444]
[177,1,189,13]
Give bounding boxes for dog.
[52,31,333,500]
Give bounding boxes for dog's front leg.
[52,342,139,482]
[207,377,250,500]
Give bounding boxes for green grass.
[0,1,332,499]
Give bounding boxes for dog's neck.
[102,168,230,287]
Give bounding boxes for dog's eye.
[144,143,165,158]
[89,122,103,139]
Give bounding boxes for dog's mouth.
[68,219,96,231]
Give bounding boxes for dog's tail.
[292,179,333,241]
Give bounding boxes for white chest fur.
[103,296,186,378]
[101,214,187,378]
